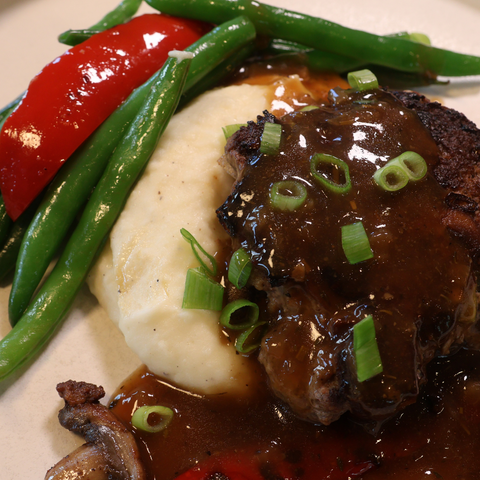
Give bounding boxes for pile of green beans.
[1,0,480,383]
[145,0,480,76]
[8,15,256,326]
[0,52,192,380]
[0,13,256,381]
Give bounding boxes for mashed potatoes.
[87,84,270,394]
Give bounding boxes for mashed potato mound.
[88,84,270,394]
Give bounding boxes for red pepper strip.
[175,451,264,480]
[0,14,208,221]
[174,437,382,480]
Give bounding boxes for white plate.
[0,1,479,479]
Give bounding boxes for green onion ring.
[353,315,383,382]
[300,105,319,112]
[180,228,217,276]
[260,122,282,155]
[228,248,252,289]
[222,123,248,139]
[182,267,224,310]
[131,405,174,433]
[373,163,409,192]
[341,221,374,265]
[373,151,427,191]
[310,153,352,194]
[220,299,259,330]
[395,151,427,181]
[235,321,267,354]
[347,69,379,91]
[269,180,308,211]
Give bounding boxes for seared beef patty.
[217,87,480,425]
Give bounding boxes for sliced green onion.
[373,151,427,191]
[347,69,379,91]
[260,122,282,155]
[341,221,374,264]
[131,405,174,433]
[270,180,308,211]
[182,267,224,310]
[395,151,427,181]
[220,299,259,330]
[222,123,248,139]
[235,321,267,354]
[353,315,383,382]
[228,248,252,289]
[180,228,217,277]
[310,153,352,194]
[373,163,409,192]
[408,32,431,45]
[300,105,319,112]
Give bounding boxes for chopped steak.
[216,87,480,425]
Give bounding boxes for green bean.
[178,42,255,109]
[0,106,19,249]
[58,0,143,46]
[0,54,192,382]
[0,199,39,283]
[145,0,480,76]
[8,15,256,326]
[263,38,364,74]
[0,96,22,125]
[0,197,13,252]
[263,39,442,88]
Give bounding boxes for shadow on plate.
[0,0,36,15]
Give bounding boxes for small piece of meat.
[219,111,277,183]
[217,88,480,425]
[45,380,146,480]
[56,380,105,406]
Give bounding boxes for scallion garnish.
[228,248,252,289]
[131,405,174,433]
[270,180,307,211]
[373,151,427,191]
[260,122,282,155]
[300,105,319,112]
[395,151,427,181]
[182,267,224,310]
[347,69,379,91]
[373,163,409,192]
[235,321,267,354]
[341,221,374,264]
[310,153,352,194]
[222,123,248,139]
[353,315,383,382]
[180,228,217,277]
[220,299,259,330]
[408,32,431,45]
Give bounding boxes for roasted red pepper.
[174,445,379,480]
[0,14,208,221]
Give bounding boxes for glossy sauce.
[107,68,479,478]
[109,349,480,479]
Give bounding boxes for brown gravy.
[109,349,480,479]
[107,64,479,479]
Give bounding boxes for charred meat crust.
[219,110,277,187]
[390,89,480,196]
[56,380,105,406]
[391,89,480,260]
